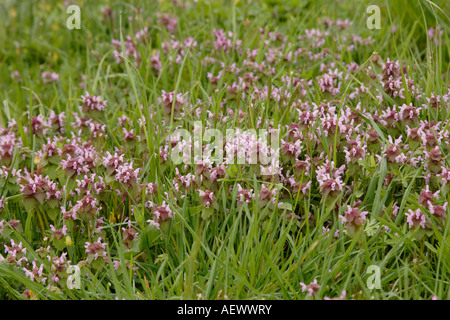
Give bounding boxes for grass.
[0,0,449,300]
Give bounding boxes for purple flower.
[157,13,177,33]
[115,162,140,188]
[153,201,173,222]
[198,189,216,208]
[23,260,47,284]
[85,237,108,261]
[234,184,254,205]
[42,72,59,84]
[80,92,107,113]
[299,279,320,297]
[158,90,185,116]
[62,192,101,221]
[343,136,367,164]
[418,185,439,206]
[11,70,22,82]
[406,209,427,229]
[20,173,62,203]
[316,160,345,196]
[339,206,368,227]
[50,224,68,241]
[3,239,28,266]
[122,227,139,249]
[60,154,90,177]
[102,151,125,174]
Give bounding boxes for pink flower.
[122,226,139,249]
[293,157,311,176]
[339,206,368,227]
[20,173,62,203]
[427,201,447,222]
[62,192,101,221]
[157,14,177,33]
[343,136,367,164]
[158,90,185,116]
[3,239,28,266]
[382,58,401,78]
[0,129,20,162]
[324,291,347,300]
[85,237,108,261]
[405,209,427,229]
[48,110,65,134]
[115,162,140,188]
[23,260,46,284]
[382,135,415,166]
[102,152,125,174]
[50,224,68,241]
[299,279,320,297]
[49,253,70,282]
[30,115,50,136]
[61,154,90,177]
[11,70,22,82]
[72,113,92,130]
[42,72,59,83]
[316,160,345,196]
[428,26,443,45]
[150,52,162,74]
[424,146,443,172]
[102,7,114,21]
[397,103,421,124]
[298,109,318,129]
[153,201,173,222]
[418,185,439,206]
[135,27,149,43]
[75,174,106,195]
[437,167,450,185]
[281,139,302,158]
[209,165,227,183]
[235,184,254,205]
[318,73,340,96]
[117,115,129,126]
[111,36,141,66]
[89,122,107,138]
[258,184,277,203]
[198,189,216,208]
[141,182,158,195]
[80,92,107,113]
[213,29,233,53]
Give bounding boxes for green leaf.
[53,238,66,251]
[424,241,438,254]
[189,205,204,215]
[35,192,45,205]
[23,197,37,213]
[126,234,141,254]
[47,198,59,209]
[364,218,380,237]
[46,207,60,221]
[140,224,160,251]
[278,202,293,211]
[201,207,215,220]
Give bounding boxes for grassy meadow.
[0,0,449,300]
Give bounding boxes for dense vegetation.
[0,0,449,300]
